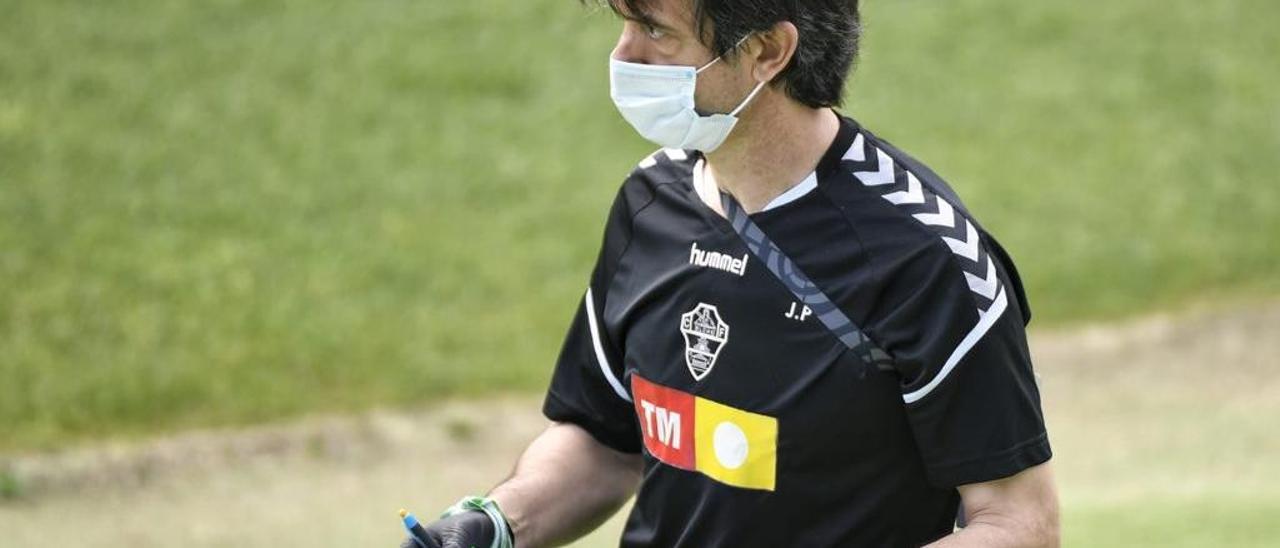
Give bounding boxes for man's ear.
[750,21,799,83]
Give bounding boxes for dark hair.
[589,0,862,108]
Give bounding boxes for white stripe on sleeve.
[585,287,632,403]
[902,287,1009,404]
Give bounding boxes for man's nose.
[610,25,648,63]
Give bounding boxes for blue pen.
[399,508,430,548]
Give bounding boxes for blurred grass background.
[1,0,1276,461]
[3,0,1279,546]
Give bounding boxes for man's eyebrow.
[607,3,676,31]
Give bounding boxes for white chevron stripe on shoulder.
[942,220,981,263]
[638,151,660,169]
[964,256,1000,300]
[883,172,925,205]
[843,133,866,161]
[902,287,1008,404]
[847,132,1012,404]
[853,148,896,186]
[912,197,956,228]
[848,132,1002,309]
[663,148,688,161]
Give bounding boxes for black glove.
[399,509,495,548]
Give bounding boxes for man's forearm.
[486,422,643,548]
[925,520,1058,548]
[926,462,1060,548]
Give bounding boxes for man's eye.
[644,24,667,40]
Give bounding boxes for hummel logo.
[689,242,747,277]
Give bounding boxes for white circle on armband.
[713,421,749,470]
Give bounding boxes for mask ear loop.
[695,33,756,74]
[729,80,768,116]
[696,32,768,117]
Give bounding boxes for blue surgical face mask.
[609,37,767,153]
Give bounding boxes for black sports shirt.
[543,115,1051,547]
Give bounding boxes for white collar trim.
[760,172,818,212]
[693,158,818,214]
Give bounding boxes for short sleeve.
[541,182,647,454]
[872,231,1051,488]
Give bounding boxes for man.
[402,0,1059,546]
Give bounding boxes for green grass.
[851,0,1280,321]
[1064,496,1280,547]
[0,468,21,500]
[1,0,1278,451]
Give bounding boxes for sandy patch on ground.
[1,301,1277,547]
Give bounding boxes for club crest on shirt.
[680,303,730,380]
